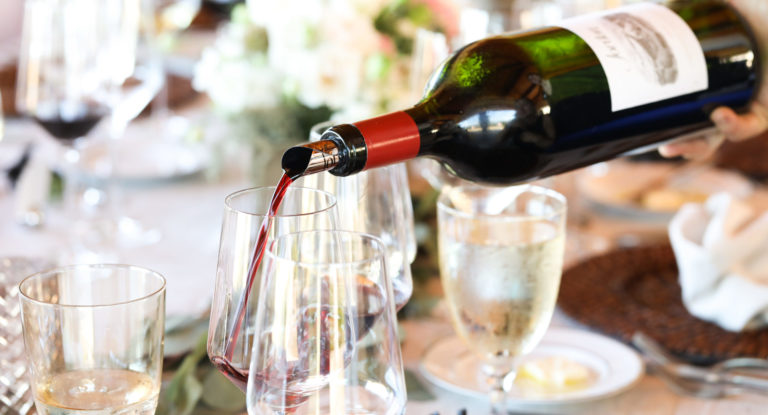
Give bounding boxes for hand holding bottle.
[659,0,768,159]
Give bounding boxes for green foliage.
[157,333,246,415]
[156,334,207,415]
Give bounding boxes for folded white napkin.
[669,193,768,332]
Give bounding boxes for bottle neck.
[325,109,426,176]
[282,106,435,178]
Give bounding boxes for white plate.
[577,160,753,221]
[75,138,207,184]
[419,328,644,409]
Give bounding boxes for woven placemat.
[715,131,768,180]
[558,244,768,365]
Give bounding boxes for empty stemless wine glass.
[247,230,406,415]
[19,264,166,415]
[297,121,417,310]
[208,187,339,392]
[434,184,566,413]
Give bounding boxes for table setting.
[2,0,768,414]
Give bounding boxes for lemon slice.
[517,356,595,391]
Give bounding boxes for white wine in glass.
[19,264,166,415]
[34,369,157,415]
[441,218,564,360]
[437,184,566,413]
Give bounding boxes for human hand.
[659,0,768,160]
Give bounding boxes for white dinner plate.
[74,137,208,185]
[419,328,644,409]
[576,160,753,221]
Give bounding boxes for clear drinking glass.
[19,264,166,415]
[297,121,417,309]
[247,230,406,415]
[208,187,339,392]
[15,0,163,257]
[437,184,566,413]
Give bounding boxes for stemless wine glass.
[297,121,417,309]
[247,230,406,415]
[436,184,566,413]
[208,187,339,392]
[19,264,166,415]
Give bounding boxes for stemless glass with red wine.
[15,0,111,216]
[207,187,339,392]
[246,230,406,415]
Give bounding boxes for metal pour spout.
[281,139,342,179]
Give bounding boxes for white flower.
[289,46,363,109]
[193,28,282,114]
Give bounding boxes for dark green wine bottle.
[283,0,760,185]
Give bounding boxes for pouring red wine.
[211,0,762,404]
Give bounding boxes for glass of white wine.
[437,184,566,413]
[19,264,166,415]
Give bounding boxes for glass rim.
[437,184,567,221]
[224,186,337,218]
[19,263,166,309]
[265,230,387,269]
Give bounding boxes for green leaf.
[157,333,209,415]
[200,369,247,411]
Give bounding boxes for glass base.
[419,330,646,410]
[419,335,492,398]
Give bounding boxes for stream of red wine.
[212,166,387,405]
[223,172,294,361]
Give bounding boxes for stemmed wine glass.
[94,0,164,249]
[207,187,339,392]
[298,121,417,309]
[247,230,406,414]
[434,184,566,413]
[16,0,163,257]
[15,0,112,221]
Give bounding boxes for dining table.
[2,111,768,415]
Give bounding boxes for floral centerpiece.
[193,0,456,181]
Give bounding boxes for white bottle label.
[559,2,708,112]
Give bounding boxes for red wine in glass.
[222,142,337,361]
[211,282,386,398]
[33,104,107,141]
[213,145,387,402]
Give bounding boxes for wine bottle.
[283,0,760,185]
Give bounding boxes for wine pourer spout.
[282,139,341,179]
